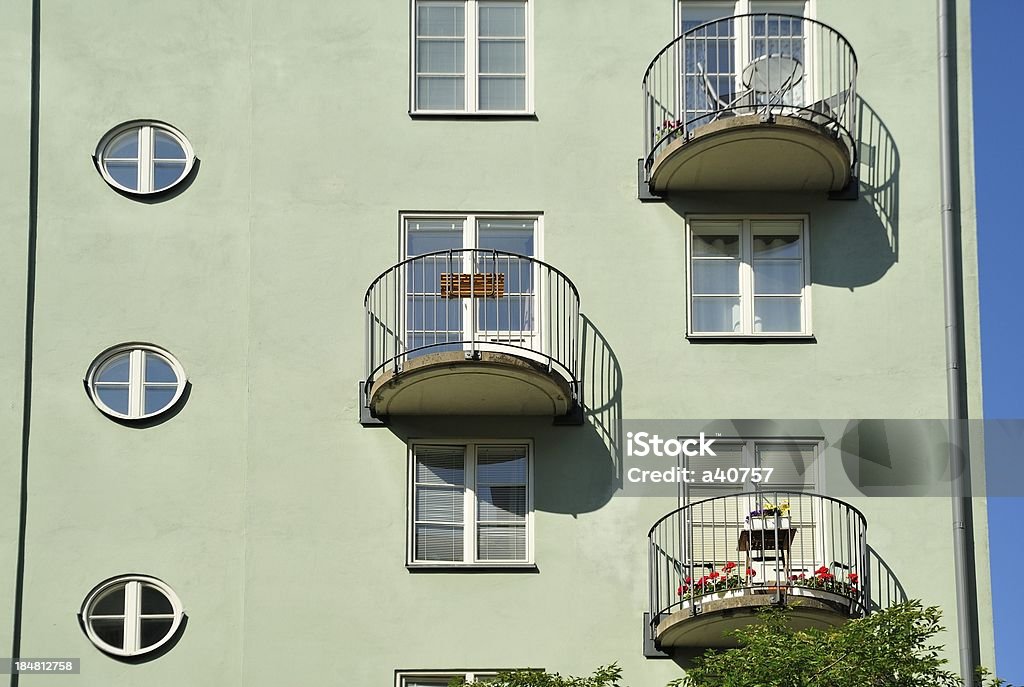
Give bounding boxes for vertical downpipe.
[11,1,41,685]
[937,0,980,684]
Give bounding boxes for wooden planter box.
[440,273,505,298]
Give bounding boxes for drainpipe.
[937,0,980,685]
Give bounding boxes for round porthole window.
[80,575,184,658]
[95,121,195,195]
[86,344,187,421]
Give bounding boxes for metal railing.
[642,13,858,180]
[364,249,581,405]
[648,491,868,639]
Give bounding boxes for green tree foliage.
[447,664,624,687]
[446,603,1010,687]
[673,601,1010,687]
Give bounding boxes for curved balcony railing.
[642,14,858,179]
[648,491,868,640]
[364,249,581,404]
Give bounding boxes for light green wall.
[2,0,991,684]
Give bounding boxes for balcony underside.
[367,351,575,418]
[649,114,852,194]
[655,588,859,649]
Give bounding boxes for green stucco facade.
[0,0,992,684]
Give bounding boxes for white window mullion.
[138,127,153,193]
[123,581,140,654]
[740,220,754,335]
[466,0,477,111]
[465,443,477,563]
[128,350,144,417]
[801,221,811,334]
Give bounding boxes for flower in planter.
[655,119,685,144]
[747,500,791,519]
[746,568,757,578]
[791,567,861,599]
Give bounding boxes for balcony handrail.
[647,489,869,536]
[363,248,581,406]
[648,490,870,642]
[642,13,859,179]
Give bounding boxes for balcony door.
[403,216,539,360]
[678,1,808,130]
[680,440,823,579]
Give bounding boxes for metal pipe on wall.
[937,0,981,684]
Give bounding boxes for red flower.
[815,566,830,575]
[798,573,806,579]
[746,568,757,577]
[848,573,859,583]
[724,561,737,571]
[709,571,720,580]
[697,576,708,586]
[677,585,690,596]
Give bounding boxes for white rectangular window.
[398,672,499,686]
[413,0,532,113]
[687,216,810,336]
[410,442,533,565]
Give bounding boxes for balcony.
[648,491,868,650]
[361,249,581,424]
[641,14,858,196]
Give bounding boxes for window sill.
[406,563,539,573]
[409,111,538,121]
[686,334,817,344]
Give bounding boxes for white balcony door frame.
[400,213,544,362]
[675,0,816,121]
[677,438,826,576]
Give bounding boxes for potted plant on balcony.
[655,119,685,145]
[745,500,791,530]
[677,561,757,607]
[788,566,861,602]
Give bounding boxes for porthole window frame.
[79,575,184,658]
[94,120,196,195]
[85,343,187,421]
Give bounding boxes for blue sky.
[974,1,1024,682]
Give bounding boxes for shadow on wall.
[384,313,625,516]
[857,97,900,262]
[579,314,624,478]
[867,545,908,612]
[662,97,900,290]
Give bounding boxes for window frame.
[675,0,814,34]
[680,437,823,503]
[399,211,546,361]
[79,575,184,658]
[95,120,196,195]
[685,214,812,338]
[397,671,502,686]
[85,343,187,421]
[410,0,535,115]
[680,438,827,576]
[407,439,536,568]
[400,212,543,258]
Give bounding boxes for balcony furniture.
[741,53,804,105]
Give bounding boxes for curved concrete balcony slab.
[648,114,852,194]
[367,350,575,417]
[655,587,860,648]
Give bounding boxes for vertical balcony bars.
[642,13,858,180]
[648,491,869,642]
[364,249,581,406]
